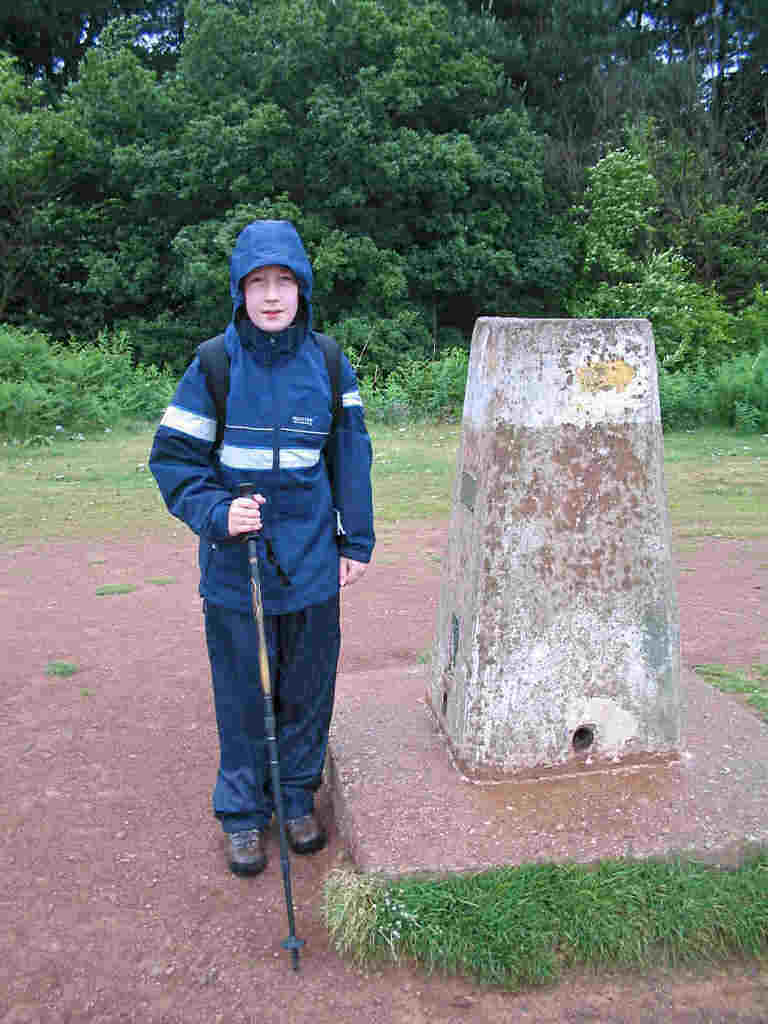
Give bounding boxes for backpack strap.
[196,333,229,449]
[313,331,342,433]
[195,330,343,449]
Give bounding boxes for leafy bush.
[120,315,217,376]
[329,309,432,380]
[0,324,174,440]
[710,349,768,432]
[734,285,768,355]
[659,348,768,433]
[359,377,412,425]
[577,148,659,282]
[658,365,715,430]
[362,346,469,422]
[573,250,736,370]
[570,149,747,373]
[392,347,470,418]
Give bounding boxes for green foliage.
[390,347,470,419]
[658,365,716,431]
[659,347,768,433]
[0,3,180,87]
[710,350,768,433]
[573,249,736,369]
[621,63,768,308]
[330,310,432,380]
[569,147,743,371]
[1,0,562,347]
[2,0,766,359]
[0,324,174,440]
[359,376,412,425]
[0,55,84,323]
[324,855,768,987]
[120,314,210,376]
[735,286,768,355]
[577,149,659,282]
[361,346,469,422]
[688,202,768,307]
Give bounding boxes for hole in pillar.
[442,690,448,716]
[572,725,595,753]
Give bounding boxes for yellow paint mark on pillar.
[578,360,636,393]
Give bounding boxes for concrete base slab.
[328,665,768,877]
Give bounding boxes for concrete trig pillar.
[430,318,681,779]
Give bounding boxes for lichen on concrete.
[431,318,681,778]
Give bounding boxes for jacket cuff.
[208,499,233,541]
[339,543,372,564]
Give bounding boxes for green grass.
[1,424,766,546]
[663,430,768,539]
[0,422,463,546]
[0,425,176,546]
[370,423,461,522]
[3,423,766,547]
[694,664,768,722]
[324,856,768,990]
[45,660,79,677]
[94,583,138,596]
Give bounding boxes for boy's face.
[243,264,299,333]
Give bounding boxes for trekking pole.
[239,483,305,971]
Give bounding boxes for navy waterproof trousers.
[204,594,340,833]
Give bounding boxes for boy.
[149,220,374,875]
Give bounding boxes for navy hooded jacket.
[149,220,375,615]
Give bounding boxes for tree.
[0,2,184,88]
[575,148,659,284]
[0,22,184,334]
[569,148,736,369]
[0,54,93,325]
[19,0,767,365]
[117,0,563,361]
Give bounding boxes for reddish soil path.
[1,526,767,1023]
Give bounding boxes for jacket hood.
[229,220,313,328]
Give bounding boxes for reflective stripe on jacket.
[150,324,374,615]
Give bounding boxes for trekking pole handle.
[238,482,262,536]
[238,484,272,699]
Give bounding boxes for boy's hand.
[340,557,367,588]
[228,494,266,536]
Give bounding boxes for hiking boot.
[228,828,267,876]
[285,813,327,855]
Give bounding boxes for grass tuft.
[694,664,768,722]
[145,576,178,585]
[45,660,78,677]
[323,857,768,989]
[323,870,387,963]
[95,583,138,596]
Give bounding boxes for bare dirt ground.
[2,524,767,1023]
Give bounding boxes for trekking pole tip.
[282,934,305,970]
